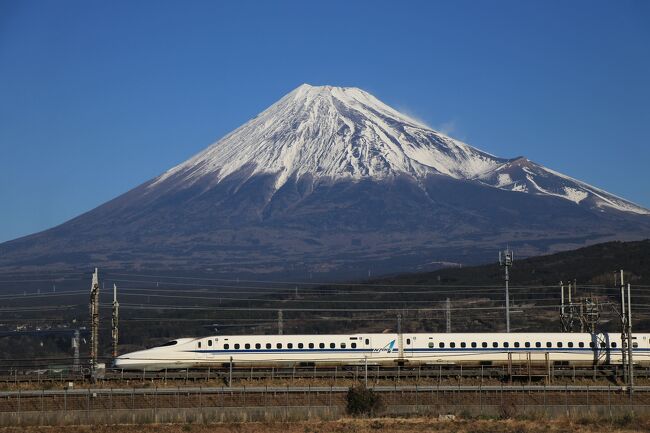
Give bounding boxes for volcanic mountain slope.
[1,84,649,278]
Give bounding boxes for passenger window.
[524,342,530,348]
[492,342,498,348]
[319,343,325,349]
[330,343,335,349]
[288,343,293,349]
[406,338,411,344]
[234,344,240,350]
[266,343,272,349]
[589,342,594,348]
[568,342,573,348]
[277,343,282,349]
[341,343,346,348]
[611,342,617,348]
[208,340,212,347]
[255,343,261,349]
[600,342,606,348]
[461,342,466,348]
[450,342,456,348]
[471,342,477,348]
[309,343,314,349]
[351,342,357,348]
[224,344,229,350]
[298,343,304,349]
[428,342,434,348]
[503,342,509,348]
[365,339,370,345]
[535,342,541,348]
[198,342,202,348]
[546,342,552,348]
[579,342,584,348]
[439,342,445,348]
[245,343,250,349]
[514,342,520,348]
[482,342,487,348]
[633,342,639,348]
[557,342,562,348]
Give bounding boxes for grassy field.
[0,416,649,433]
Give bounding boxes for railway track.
[0,364,639,385]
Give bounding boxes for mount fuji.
[1,84,649,277]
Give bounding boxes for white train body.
[114,332,650,371]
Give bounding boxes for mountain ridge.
[1,84,649,277]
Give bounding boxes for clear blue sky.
[1,0,649,243]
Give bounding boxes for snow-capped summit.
[152,84,647,215]
[153,84,502,189]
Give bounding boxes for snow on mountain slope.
[150,83,648,215]
[152,84,504,189]
[476,157,649,215]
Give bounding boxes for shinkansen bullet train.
[114,332,649,371]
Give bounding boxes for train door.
[405,336,414,358]
[363,336,373,359]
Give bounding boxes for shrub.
[346,385,383,417]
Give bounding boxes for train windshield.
[157,340,178,347]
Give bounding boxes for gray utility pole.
[112,284,119,359]
[278,310,283,335]
[397,313,404,360]
[627,282,634,394]
[499,249,514,332]
[89,268,100,374]
[72,329,80,372]
[445,298,451,333]
[619,270,627,385]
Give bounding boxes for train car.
[114,331,650,371]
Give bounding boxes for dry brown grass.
[2,416,650,433]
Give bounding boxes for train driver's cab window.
[481,342,487,348]
[208,340,212,347]
[319,343,325,349]
[309,343,314,349]
[224,344,229,350]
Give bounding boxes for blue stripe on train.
[183,348,650,354]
